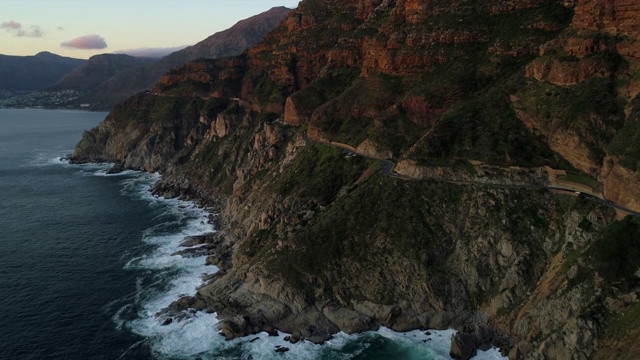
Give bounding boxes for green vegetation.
[250,69,288,106]
[407,0,572,165]
[609,100,640,171]
[518,77,622,131]
[590,216,640,288]
[310,75,424,156]
[268,177,455,301]
[270,143,370,204]
[189,108,262,194]
[607,300,640,332]
[201,97,230,118]
[557,171,601,188]
[410,84,570,168]
[290,67,360,113]
[258,152,558,304]
[516,76,625,165]
[164,80,214,96]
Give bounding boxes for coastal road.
[305,133,640,217]
[545,186,640,216]
[305,135,396,176]
[380,159,394,176]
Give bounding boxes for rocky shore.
[138,172,508,358]
[74,143,616,359]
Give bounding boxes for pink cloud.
[1,21,44,37]
[61,34,107,50]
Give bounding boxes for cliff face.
[72,0,640,358]
[515,0,640,211]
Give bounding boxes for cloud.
[61,34,107,50]
[18,26,44,38]
[114,45,188,59]
[1,21,21,30]
[1,21,44,37]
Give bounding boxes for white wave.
[96,169,220,358]
[42,154,113,171]
[76,162,113,174]
[134,311,224,358]
[22,153,71,167]
[477,347,509,360]
[92,169,138,177]
[113,304,133,331]
[48,155,71,166]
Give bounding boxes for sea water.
[0,109,506,359]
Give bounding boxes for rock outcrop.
[395,160,550,186]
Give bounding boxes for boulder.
[322,305,374,334]
[450,332,478,360]
[106,162,125,174]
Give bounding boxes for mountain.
[47,54,154,92]
[69,6,292,110]
[157,6,293,68]
[0,52,84,92]
[71,0,640,358]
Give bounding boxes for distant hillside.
[75,6,292,110]
[0,52,84,92]
[47,54,154,92]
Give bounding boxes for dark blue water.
[0,109,163,359]
[0,109,504,360]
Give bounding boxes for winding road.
[307,133,640,217]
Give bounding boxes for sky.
[1,0,300,59]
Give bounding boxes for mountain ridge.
[0,52,84,92]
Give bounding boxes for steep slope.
[513,0,640,214]
[0,52,84,93]
[72,0,640,358]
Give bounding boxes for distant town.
[0,90,85,109]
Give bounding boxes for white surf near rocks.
[82,167,506,359]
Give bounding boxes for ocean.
[0,108,506,359]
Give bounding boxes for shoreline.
[138,164,509,358]
[72,158,508,359]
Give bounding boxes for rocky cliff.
[72,0,640,358]
[515,0,640,212]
